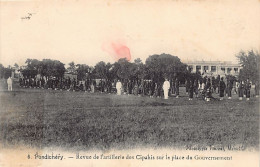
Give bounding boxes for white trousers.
[117,88,121,95]
[8,84,12,91]
[164,89,168,99]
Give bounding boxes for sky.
[0,0,260,67]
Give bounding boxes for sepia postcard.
[0,0,259,166]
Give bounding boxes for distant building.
[185,60,242,77]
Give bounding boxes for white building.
[185,61,242,77]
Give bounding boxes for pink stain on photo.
[102,41,131,61]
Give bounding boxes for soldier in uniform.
[154,82,159,98]
[170,79,175,95]
[147,80,152,98]
[100,79,105,93]
[66,78,71,91]
[227,79,232,99]
[139,79,145,96]
[238,80,244,100]
[205,78,212,101]
[90,80,95,93]
[245,78,251,100]
[106,80,112,94]
[194,79,199,98]
[133,81,139,96]
[22,77,26,88]
[219,77,226,100]
[158,82,163,98]
[127,80,132,95]
[29,77,33,88]
[175,78,180,98]
[19,77,23,87]
[84,79,90,92]
[150,80,155,98]
[43,76,47,89]
[211,77,216,93]
[189,79,194,100]
[26,77,30,88]
[185,78,190,95]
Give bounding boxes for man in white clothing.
[116,80,122,95]
[163,79,170,99]
[7,77,13,91]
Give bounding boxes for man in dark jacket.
[245,78,251,100]
[219,77,226,101]
[227,79,233,99]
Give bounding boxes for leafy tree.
[21,59,65,79]
[14,63,19,69]
[53,60,66,79]
[134,58,142,65]
[76,64,90,80]
[3,67,13,79]
[105,63,114,81]
[23,58,40,77]
[114,58,133,81]
[129,58,148,81]
[0,64,13,79]
[67,61,76,73]
[145,53,187,83]
[21,69,37,78]
[236,50,260,83]
[93,61,116,81]
[94,61,107,79]
[0,64,4,79]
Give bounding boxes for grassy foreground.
[0,80,259,150]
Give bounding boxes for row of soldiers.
[184,76,257,101]
[19,76,95,92]
[18,76,174,96]
[18,75,259,101]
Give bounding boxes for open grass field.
[0,79,259,151]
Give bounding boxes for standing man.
[139,79,145,96]
[7,76,13,91]
[227,79,232,99]
[185,78,190,95]
[205,78,212,101]
[116,79,122,95]
[100,79,105,93]
[175,78,180,98]
[238,80,244,100]
[106,80,112,94]
[219,77,226,100]
[170,79,175,95]
[189,79,194,100]
[163,78,170,99]
[245,78,251,100]
[90,81,95,93]
[154,83,159,98]
[133,81,139,96]
[194,79,199,98]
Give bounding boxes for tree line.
[0,50,259,84]
[18,53,192,84]
[0,64,13,79]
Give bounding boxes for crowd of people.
[6,74,258,101]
